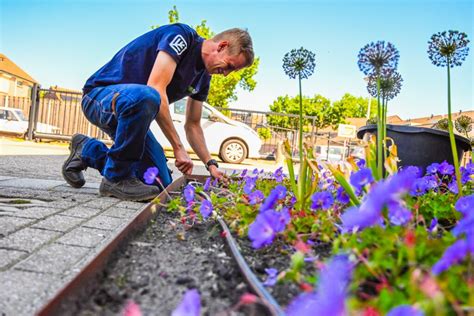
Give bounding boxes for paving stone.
[61,193,98,203]
[0,270,61,316]
[83,197,119,210]
[56,226,110,248]
[32,215,84,232]
[115,200,147,209]
[44,199,80,209]
[61,206,102,219]
[0,178,65,190]
[50,184,99,195]
[0,249,27,269]
[0,176,15,181]
[0,187,38,199]
[82,215,126,231]
[14,243,90,274]
[32,190,72,201]
[102,206,141,219]
[1,206,62,219]
[0,216,36,236]
[0,228,59,252]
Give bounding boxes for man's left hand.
[208,165,224,179]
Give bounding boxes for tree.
[332,93,378,118]
[152,6,259,108]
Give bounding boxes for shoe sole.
[62,134,87,188]
[99,183,159,202]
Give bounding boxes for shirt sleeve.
[190,73,211,102]
[156,25,191,64]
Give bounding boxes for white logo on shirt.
[169,35,187,55]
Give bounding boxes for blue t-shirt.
[83,23,211,102]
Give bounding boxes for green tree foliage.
[152,6,259,108]
[257,127,272,140]
[332,93,378,118]
[267,94,342,130]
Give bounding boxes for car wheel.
[220,139,247,164]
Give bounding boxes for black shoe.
[99,177,161,202]
[62,134,89,188]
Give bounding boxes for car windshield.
[14,110,27,121]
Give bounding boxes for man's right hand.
[174,148,193,175]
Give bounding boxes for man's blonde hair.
[212,28,254,67]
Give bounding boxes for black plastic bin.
[357,124,472,171]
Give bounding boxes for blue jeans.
[80,84,172,187]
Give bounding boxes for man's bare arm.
[147,51,193,175]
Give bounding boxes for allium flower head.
[143,167,159,185]
[358,41,400,76]
[283,47,316,79]
[428,30,470,67]
[367,70,403,101]
[172,289,201,316]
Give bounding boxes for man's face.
[207,42,248,76]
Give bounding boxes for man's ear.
[217,41,229,52]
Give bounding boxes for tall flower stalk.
[282,47,316,208]
[358,41,400,179]
[428,30,470,195]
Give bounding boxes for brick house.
[0,54,37,99]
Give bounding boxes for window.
[0,110,6,120]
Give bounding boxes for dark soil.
[76,200,332,315]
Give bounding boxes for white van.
[150,99,262,164]
[0,107,60,137]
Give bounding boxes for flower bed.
[166,161,473,315]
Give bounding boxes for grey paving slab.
[0,176,15,181]
[32,215,84,232]
[60,206,103,219]
[102,206,141,219]
[82,215,126,231]
[0,216,36,236]
[50,184,99,195]
[0,178,65,190]
[0,187,38,199]
[0,206,62,219]
[14,243,91,274]
[115,200,147,209]
[44,199,80,209]
[59,193,98,203]
[83,196,119,209]
[0,270,61,316]
[0,228,59,252]
[56,226,110,248]
[0,249,27,270]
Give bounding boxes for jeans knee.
[139,86,161,117]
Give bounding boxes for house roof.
[0,54,37,84]
[404,110,474,127]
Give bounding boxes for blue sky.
[1,0,472,119]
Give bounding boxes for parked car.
[0,107,61,137]
[150,99,262,164]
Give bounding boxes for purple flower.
[350,168,374,191]
[438,161,454,176]
[432,239,469,275]
[199,200,213,219]
[403,166,422,178]
[263,268,278,287]
[424,175,439,189]
[243,176,257,194]
[260,185,287,212]
[356,158,366,168]
[426,162,440,174]
[388,202,412,226]
[248,210,284,249]
[336,186,350,204]
[428,217,438,233]
[455,194,474,216]
[275,207,291,232]
[289,196,297,207]
[448,180,459,194]
[387,305,424,316]
[273,167,284,182]
[342,170,416,233]
[171,289,201,316]
[248,190,265,205]
[241,169,248,177]
[183,184,195,203]
[203,177,211,191]
[252,168,259,175]
[286,255,353,316]
[143,167,159,185]
[310,191,334,210]
[428,30,470,68]
[358,41,400,76]
[460,166,472,184]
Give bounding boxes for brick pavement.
[0,176,146,315]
